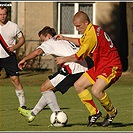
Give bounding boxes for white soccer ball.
[50,111,68,127]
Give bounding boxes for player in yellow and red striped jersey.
[55,11,122,127]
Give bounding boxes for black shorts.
[48,68,83,94]
[0,55,19,76]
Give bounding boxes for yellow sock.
[100,92,115,115]
[78,89,98,116]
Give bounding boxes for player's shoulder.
[93,24,103,32]
[44,38,69,46]
[6,21,19,29]
[46,38,56,43]
[48,38,66,44]
[41,38,56,46]
[7,21,18,26]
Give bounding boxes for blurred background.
[0,1,133,76]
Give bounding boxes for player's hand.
[18,60,27,70]
[55,57,65,65]
[7,44,16,52]
[54,34,64,40]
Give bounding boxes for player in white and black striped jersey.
[18,26,98,123]
[0,6,26,109]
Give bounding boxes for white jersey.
[0,21,22,58]
[37,38,88,74]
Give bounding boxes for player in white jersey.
[0,6,26,109]
[18,26,98,124]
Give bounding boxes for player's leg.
[91,77,117,126]
[18,78,61,123]
[2,56,26,108]
[18,71,90,123]
[18,70,68,123]
[10,75,26,108]
[92,77,116,112]
[74,72,102,126]
[31,78,60,116]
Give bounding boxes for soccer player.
[18,26,101,124]
[0,6,26,108]
[54,11,122,127]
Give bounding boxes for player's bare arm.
[55,54,77,65]
[8,35,25,52]
[18,48,44,70]
[54,34,80,46]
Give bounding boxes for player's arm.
[8,32,25,52]
[54,34,80,46]
[55,54,77,65]
[18,48,43,70]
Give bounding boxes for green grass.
[0,70,133,131]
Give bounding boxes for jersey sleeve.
[37,42,50,56]
[37,39,55,56]
[75,23,97,60]
[17,31,23,38]
[15,24,23,38]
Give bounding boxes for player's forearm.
[55,54,77,65]
[23,49,43,62]
[23,51,38,62]
[65,54,77,62]
[14,36,25,50]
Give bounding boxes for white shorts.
[48,68,83,94]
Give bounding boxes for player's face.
[0,8,7,24]
[40,34,51,42]
[73,19,88,34]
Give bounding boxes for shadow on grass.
[66,122,133,128]
[110,122,133,127]
[18,122,133,128]
[11,107,133,128]
[25,107,70,110]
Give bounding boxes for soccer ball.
[50,111,68,127]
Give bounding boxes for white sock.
[15,89,26,107]
[31,90,60,115]
[31,94,47,115]
[44,90,60,112]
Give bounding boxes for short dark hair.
[38,26,56,37]
[73,11,90,23]
[0,6,8,15]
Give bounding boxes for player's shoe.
[87,111,102,126]
[18,107,35,123]
[102,108,118,127]
[21,106,27,109]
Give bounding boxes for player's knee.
[40,84,53,92]
[91,87,101,99]
[91,88,97,96]
[74,81,83,93]
[40,86,46,92]
[10,76,20,85]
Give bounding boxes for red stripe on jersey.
[61,64,72,74]
[65,65,72,74]
[0,34,14,56]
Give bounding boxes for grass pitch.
[0,70,132,132]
